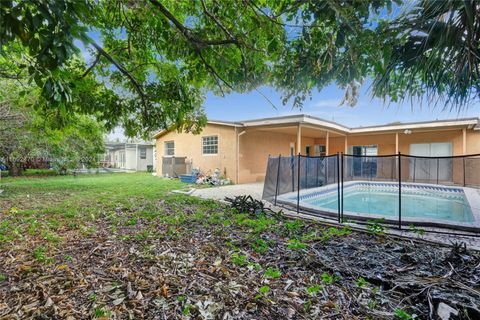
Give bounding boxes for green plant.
[182,304,192,316]
[88,293,97,302]
[321,272,340,285]
[0,274,6,282]
[264,267,281,279]
[355,277,368,287]
[93,307,110,318]
[125,217,138,226]
[367,218,386,235]
[287,239,307,250]
[255,285,270,299]
[394,308,414,320]
[32,246,52,263]
[306,284,322,296]
[251,238,269,254]
[284,220,303,234]
[408,224,425,236]
[231,253,248,267]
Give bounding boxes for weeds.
[367,218,386,235]
[287,239,307,250]
[264,267,281,279]
[321,272,340,285]
[231,253,248,267]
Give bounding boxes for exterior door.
[409,142,452,182]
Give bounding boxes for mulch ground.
[0,196,479,319]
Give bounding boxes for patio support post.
[274,154,281,206]
[463,128,467,155]
[326,131,330,156]
[297,124,302,155]
[398,152,402,229]
[395,132,399,154]
[336,152,341,223]
[344,136,348,154]
[297,153,301,214]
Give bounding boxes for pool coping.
[277,180,480,232]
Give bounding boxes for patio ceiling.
[248,125,345,138]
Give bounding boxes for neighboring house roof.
[153,114,480,138]
[105,141,155,151]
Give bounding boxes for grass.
[0,173,185,245]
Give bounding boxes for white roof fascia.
[351,119,479,134]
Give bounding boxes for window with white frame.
[139,146,147,159]
[164,141,174,156]
[202,136,218,155]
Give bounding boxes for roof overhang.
[350,118,479,134]
[153,114,480,139]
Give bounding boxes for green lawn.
[0,174,477,319]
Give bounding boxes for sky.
[107,79,480,141]
[203,83,480,128]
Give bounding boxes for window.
[202,135,218,154]
[139,146,147,159]
[349,145,378,177]
[164,141,175,156]
[350,145,378,156]
[314,145,326,156]
[305,145,311,156]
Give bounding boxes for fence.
[161,156,190,178]
[262,153,480,233]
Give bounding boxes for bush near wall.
[0,169,58,177]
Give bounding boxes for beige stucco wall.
[156,124,237,182]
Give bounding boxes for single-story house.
[102,141,155,171]
[154,114,480,184]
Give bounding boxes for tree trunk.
[7,161,23,177]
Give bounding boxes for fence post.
[398,152,402,229]
[463,156,466,187]
[341,152,344,223]
[325,156,329,184]
[336,153,341,223]
[413,157,416,182]
[297,153,301,214]
[305,156,308,189]
[274,154,281,206]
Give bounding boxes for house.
[102,141,155,171]
[154,114,480,184]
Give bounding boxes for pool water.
[303,184,474,223]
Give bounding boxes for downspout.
[237,129,246,184]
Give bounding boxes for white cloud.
[309,99,343,108]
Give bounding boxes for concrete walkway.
[191,183,264,201]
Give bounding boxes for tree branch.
[91,42,145,103]
[148,0,239,47]
[80,53,101,79]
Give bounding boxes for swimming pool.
[277,181,480,229]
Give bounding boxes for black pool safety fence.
[262,153,480,235]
